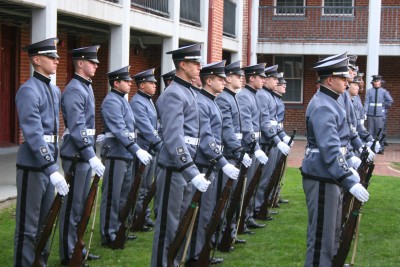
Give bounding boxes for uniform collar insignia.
[33,71,51,85]
[320,85,340,100]
[245,84,257,94]
[73,73,92,86]
[223,87,236,96]
[111,88,125,97]
[138,90,152,99]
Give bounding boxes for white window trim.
[322,0,355,17]
[273,0,306,16]
[273,55,304,104]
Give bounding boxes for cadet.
[364,75,393,152]
[129,68,163,230]
[302,57,369,266]
[99,66,152,247]
[14,38,69,267]
[236,63,269,232]
[160,69,176,88]
[186,61,240,265]
[215,60,252,246]
[151,44,210,267]
[255,66,291,219]
[59,45,105,264]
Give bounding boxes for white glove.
[349,183,369,202]
[349,156,362,170]
[191,174,211,192]
[222,163,239,180]
[254,149,269,164]
[358,146,375,162]
[96,134,105,144]
[50,172,69,196]
[241,153,252,168]
[283,135,293,146]
[136,149,153,165]
[277,141,291,156]
[89,156,105,176]
[349,167,360,183]
[373,141,381,154]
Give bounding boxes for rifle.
[196,151,246,265]
[256,130,296,220]
[69,148,108,267]
[112,159,146,249]
[167,160,216,267]
[218,144,255,252]
[237,141,274,234]
[332,162,374,267]
[130,144,156,231]
[342,128,381,225]
[32,154,79,267]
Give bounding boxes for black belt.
[157,163,180,172]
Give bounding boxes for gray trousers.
[59,160,92,261]
[255,146,279,212]
[151,168,193,267]
[14,169,55,267]
[367,116,383,139]
[100,159,133,243]
[187,169,216,260]
[135,155,157,221]
[303,178,342,267]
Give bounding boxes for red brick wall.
[241,0,249,65]
[208,0,224,62]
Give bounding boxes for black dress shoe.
[273,203,280,208]
[145,218,155,227]
[243,228,254,235]
[247,219,266,229]
[140,225,153,232]
[266,216,273,221]
[127,234,137,241]
[269,210,279,215]
[279,198,289,204]
[234,238,246,244]
[210,257,224,265]
[86,253,101,261]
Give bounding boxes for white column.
[366,0,382,85]
[109,0,130,71]
[161,0,180,92]
[250,0,259,65]
[31,0,57,81]
[231,0,243,63]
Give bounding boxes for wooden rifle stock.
[69,148,108,267]
[237,141,272,234]
[197,151,246,265]
[167,160,216,267]
[112,161,146,249]
[32,154,79,267]
[256,130,296,220]
[332,162,374,267]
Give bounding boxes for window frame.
[274,0,306,16]
[273,55,304,104]
[322,0,355,16]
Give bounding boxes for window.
[323,0,353,16]
[275,0,305,15]
[274,56,303,103]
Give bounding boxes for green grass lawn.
[1,167,399,266]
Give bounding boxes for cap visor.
[89,58,100,64]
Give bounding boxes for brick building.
[0,0,399,148]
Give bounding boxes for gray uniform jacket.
[156,76,200,181]
[60,74,96,161]
[257,87,281,145]
[195,89,228,169]
[273,91,288,138]
[341,90,363,151]
[215,88,243,160]
[101,89,140,159]
[236,85,260,153]
[130,90,162,152]
[353,95,373,142]
[15,71,60,176]
[301,86,359,190]
[364,87,393,117]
